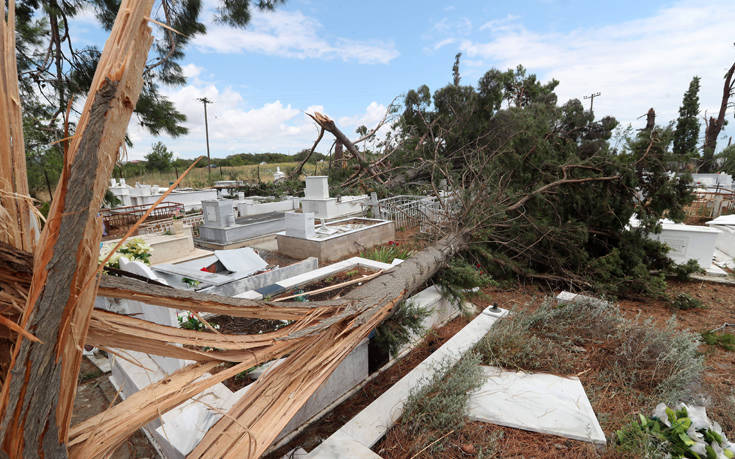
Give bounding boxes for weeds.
[701,331,735,351]
[360,243,415,263]
[397,352,486,455]
[475,298,703,405]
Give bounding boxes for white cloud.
[193,9,398,64]
[458,0,735,137]
[125,79,387,161]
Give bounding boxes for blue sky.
[71,0,735,160]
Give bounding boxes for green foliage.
[373,301,430,357]
[672,76,702,167]
[399,352,485,453]
[359,243,415,263]
[701,331,735,351]
[615,406,735,459]
[17,0,283,175]
[182,277,201,288]
[177,311,205,331]
[103,189,121,208]
[670,293,704,310]
[391,62,693,298]
[716,145,735,176]
[145,142,174,172]
[671,259,706,281]
[435,257,495,309]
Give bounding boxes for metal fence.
[101,202,185,239]
[376,194,455,232]
[137,213,204,236]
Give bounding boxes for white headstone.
[202,200,235,227]
[285,211,315,238]
[305,176,329,200]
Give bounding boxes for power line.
[197,97,213,183]
[583,91,601,113]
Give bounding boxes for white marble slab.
[467,366,606,445]
[308,306,508,457]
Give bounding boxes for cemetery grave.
[3,2,735,457]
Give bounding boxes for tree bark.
[191,232,466,458]
[702,61,735,173]
[0,0,155,453]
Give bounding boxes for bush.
[398,353,485,454]
[475,297,703,404]
[670,259,705,281]
[701,330,735,351]
[670,293,704,310]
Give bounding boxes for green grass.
[360,244,415,263]
[124,162,300,188]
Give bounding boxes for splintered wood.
[0,0,156,454]
[0,0,36,254]
[0,0,464,453]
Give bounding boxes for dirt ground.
[72,358,159,458]
[372,279,735,458]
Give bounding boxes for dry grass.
[125,162,300,188]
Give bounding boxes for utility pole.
[197,97,213,183]
[583,92,601,113]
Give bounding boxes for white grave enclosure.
[108,178,217,211]
[101,251,466,458]
[631,218,721,274]
[300,176,368,219]
[236,196,299,217]
[707,215,735,257]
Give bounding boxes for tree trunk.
[0,0,155,453]
[191,232,467,458]
[702,61,735,173]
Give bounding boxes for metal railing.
[101,202,185,239]
[376,194,455,232]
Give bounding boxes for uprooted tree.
[0,7,701,459]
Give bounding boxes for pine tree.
[672,76,701,168]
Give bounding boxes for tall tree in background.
[702,59,735,172]
[145,141,174,171]
[672,76,700,169]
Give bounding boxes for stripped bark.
[0,0,156,454]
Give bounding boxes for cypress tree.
[672,76,701,168]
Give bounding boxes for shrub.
[399,353,485,454]
[669,259,705,281]
[475,297,703,404]
[701,331,735,351]
[670,293,704,310]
